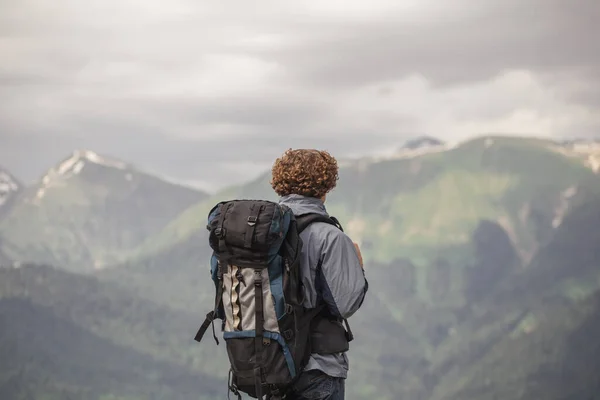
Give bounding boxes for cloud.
[259,0,599,88]
[0,0,598,191]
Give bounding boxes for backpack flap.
[207,200,286,268]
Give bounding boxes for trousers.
[285,370,345,400]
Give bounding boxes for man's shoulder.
[301,218,350,246]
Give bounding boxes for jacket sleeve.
[316,228,368,319]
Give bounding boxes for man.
[270,148,368,400]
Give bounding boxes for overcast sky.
[1,0,599,191]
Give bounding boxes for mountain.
[0,168,20,266]
[556,137,600,173]
[558,137,600,146]
[424,195,600,400]
[0,263,225,399]
[0,150,208,271]
[4,135,600,400]
[88,135,600,399]
[105,188,600,400]
[98,230,212,312]
[0,261,429,400]
[402,135,445,150]
[0,167,21,217]
[126,136,600,307]
[6,197,600,400]
[0,297,221,400]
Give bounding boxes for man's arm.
[316,228,368,319]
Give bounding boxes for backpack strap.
[253,267,266,400]
[193,310,219,345]
[296,213,343,233]
[194,263,225,346]
[294,213,354,344]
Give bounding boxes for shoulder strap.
[296,213,344,233]
[294,212,354,343]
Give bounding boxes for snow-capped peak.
[35,150,130,201]
[56,149,127,177]
[0,170,20,207]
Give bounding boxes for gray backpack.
[194,199,352,399]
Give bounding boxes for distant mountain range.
[0,149,207,271]
[2,134,600,400]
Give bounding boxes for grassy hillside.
[0,151,207,272]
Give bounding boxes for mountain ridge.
[0,150,209,271]
[135,135,600,262]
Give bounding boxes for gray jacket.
[279,194,368,378]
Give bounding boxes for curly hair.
[270,148,339,198]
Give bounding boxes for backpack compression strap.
[194,204,233,346]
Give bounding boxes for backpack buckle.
[285,304,294,315]
[283,329,293,341]
[215,227,226,237]
[247,216,258,226]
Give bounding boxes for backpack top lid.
[206,199,293,268]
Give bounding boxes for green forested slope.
[0,264,227,397]
[0,297,221,400]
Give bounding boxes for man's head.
[270,148,339,201]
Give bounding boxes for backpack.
[193,199,353,400]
